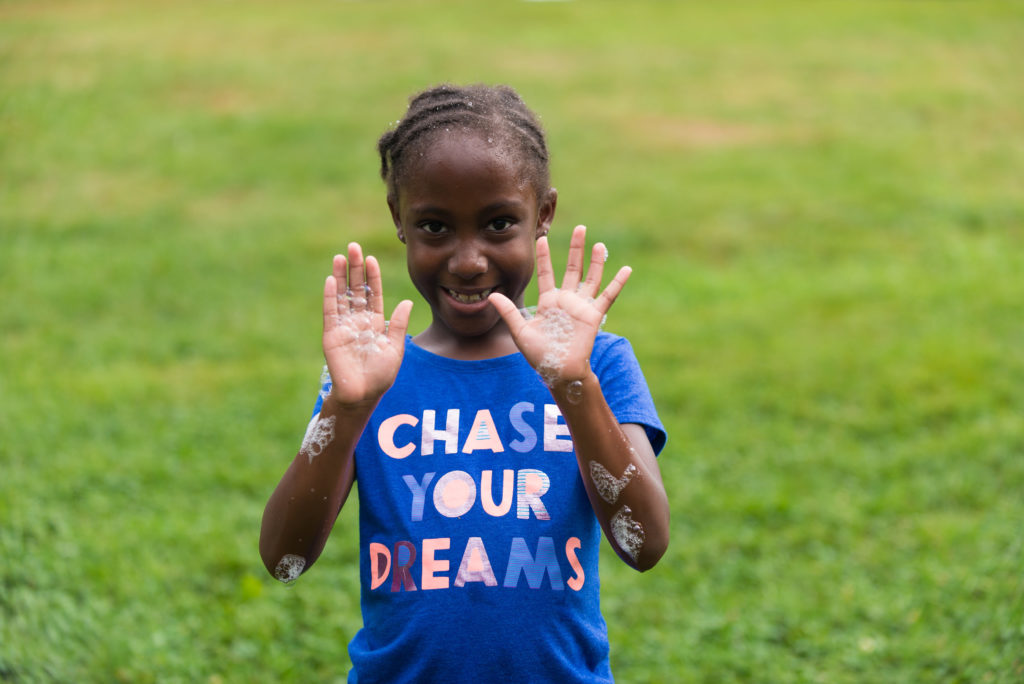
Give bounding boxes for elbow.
[259,533,284,580]
[629,478,670,572]
[258,540,281,579]
[259,513,308,583]
[259,512,283,577]
[260,536,310,584]
[632,530,669,572]
[621,507,670,572]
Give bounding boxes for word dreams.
[370,536,585,592]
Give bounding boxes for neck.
[412,323,520,361]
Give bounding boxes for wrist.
[323,392,379,418]
[549,370,599,406]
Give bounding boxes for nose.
[447,237,487,280]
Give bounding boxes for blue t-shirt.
[311,333,665,683]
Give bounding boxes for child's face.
[389,131,556,344]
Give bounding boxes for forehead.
[396,130,537,209]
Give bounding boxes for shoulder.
[591,331,640,369]
[590,332,667,455]
[589,332,648,398]
[592,330,630,353]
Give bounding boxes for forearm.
[258,396,376,581]
[552,372,669,571]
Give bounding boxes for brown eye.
[488,218,514,232]
[420,221,447,235]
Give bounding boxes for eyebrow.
[479,199,528,215]
[407,199,528,218]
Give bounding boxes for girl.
[260,83,669,683]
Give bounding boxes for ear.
[535,187,557,239]
[387,195,406,243]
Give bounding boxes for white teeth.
[448,288,492,303]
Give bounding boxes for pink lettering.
[369,542,391,590]
[378,414,418,459]
[565,537,585,591]
[462,409,505,453]
[432,470,476,518]
[421,538,451,590]
[480,469,514,517]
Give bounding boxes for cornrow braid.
[378,83,551,204]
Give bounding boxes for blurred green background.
[2,1,1022,682]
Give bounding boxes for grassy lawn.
[2,1,1022,681]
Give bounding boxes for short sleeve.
[310,365,331,417]
[590,334,667,456]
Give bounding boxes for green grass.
[2,1,1023,681]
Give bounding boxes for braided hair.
[378,83,551,205]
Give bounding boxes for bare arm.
[259,243,413,581]
[489,226,669,571]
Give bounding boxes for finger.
[535,236,556,294]
[346,242,367,310]
[594,265,632,314]
[323,263,341,334]
[488,292,528,337]
[579,241,608,299]
[365,255,384,317]
[386,299,414,346]
[333,252,347,284]
[561,225,587,291]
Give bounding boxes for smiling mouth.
[444,287,494,304]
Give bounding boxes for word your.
[402,468,551,522]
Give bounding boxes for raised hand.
[323,242,413,406]
[488,225,631,388]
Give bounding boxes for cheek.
[513,242,537,276]
[406,245,439,276]
[498,242,536,290]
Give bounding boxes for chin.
[444,313,504,340]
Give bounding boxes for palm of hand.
[322,244,412,406]
[516,287,605,384]
[490,225,631,386]
[324,299,403,403]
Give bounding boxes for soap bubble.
[332,288,388,356]
[301,415,336,463]
[611,506,645,563]
[589,461,638,504]
[319,365,332,402]
[338,285,373,312]
[535,304,574,387]
[274,554,306,583]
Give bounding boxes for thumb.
[488,292,526,336]
[386,300,414,346]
